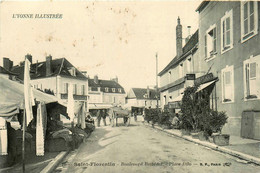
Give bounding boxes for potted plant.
[179,86,201,135]
[158,111,173,129]
[209,111,229,146]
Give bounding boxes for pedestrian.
[102,109,107,126]
[134,110,137,122]
[172,113,180,129]
[96,109,101,127]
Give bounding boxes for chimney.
[25,54,32,63]
[36,60,38,74]
[46,55,52,76]
[20,61,25,66]
[147,86,150,99]
[176,16,183,58]
[185,26,191,44]
[3,57,13,71]
[94,75,98,84]
[111,76,118,83]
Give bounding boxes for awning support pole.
[22,107,26,173]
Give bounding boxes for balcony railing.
[60,94,87,100]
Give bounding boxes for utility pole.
[156,52,159,112]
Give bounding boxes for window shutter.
[213,28,217,52]
[73,84,77,95]
[222,20,225,47]
[250,62,256,78]
[244,2,249,35]
[245,63,250,96]
[249,1,254,32]
[226,17,231,46]
[249,62,257,95]
[222,72,225,100]
[204,35,207,58]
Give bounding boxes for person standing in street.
[96,109,101,127]
[102,109,107,126]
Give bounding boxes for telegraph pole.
[156,52,159,112]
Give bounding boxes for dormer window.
[118,88,122,93]
[68,67,76,76]
[112,88,116,92]
[105,87,109,92]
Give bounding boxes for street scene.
[0,1,260,173]
[55,117,259,173]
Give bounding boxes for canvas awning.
[58,100,83,115]
[0,76,57,117]
[196,80,217,93]
[88,103,113,110]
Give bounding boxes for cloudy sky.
[0,0,201,91]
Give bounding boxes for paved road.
[55,118,260,173]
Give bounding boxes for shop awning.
[88,103,113,110]
[58,100,83,115]
[0,76,57,117]
[196,80,217,93]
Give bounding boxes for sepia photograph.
[0,0,260,172]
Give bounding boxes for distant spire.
[177,16,180,25]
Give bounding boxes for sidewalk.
[0,151,62,173]
[143,122,260,166]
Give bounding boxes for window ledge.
[222,99,234,104]
[241,31,258,43]
[221,45,233,54]
[244,95,259,101]
[205,54,216,62]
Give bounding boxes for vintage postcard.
[0,0,260,173]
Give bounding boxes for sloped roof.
[11,58,87,80]
[130,88,158,100]
[196,1,210,13]
[0,66,18,76]
[158,30,199,76]
[88,79,126,94]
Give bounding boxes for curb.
[144,122,260,166]
[40,151,69,173]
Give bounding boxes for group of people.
[95,109,108,127]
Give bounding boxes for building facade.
[196,1,260,137]
[159,18,207,112]
[8,54,88,114]
[88,75,126,109]
[126,87,159,109]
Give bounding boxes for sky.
[0,0,201,91]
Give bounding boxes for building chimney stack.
[94,75,98,84]
[111,76,118,83]
[176,16,183,58]
[25,54,32,63]
[185,26,192,44]
[3,57,13,71]
[46,55,52,76]
[147,86,150,99]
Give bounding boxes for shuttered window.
[221,66,234,102]
[241,1,258,42]
[221,9,233,53]
[244,57,259,99]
